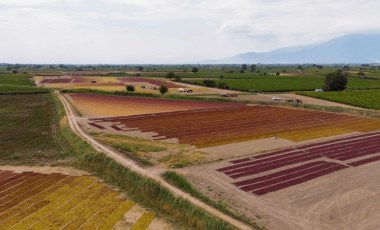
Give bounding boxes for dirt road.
[55,91,253,230]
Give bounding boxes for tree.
[159,85,168,95]
[191,67,199,73]
[250,64,257,73]
[219,75,224,80]
[126,85,135,92]
[323,70,348,91]
[275,72,280,76]
[239,69,245,73]
[12,69,18,74]
[241,64,248,70]
[165,71,175,79]
[203,80,216,87]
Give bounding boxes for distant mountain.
[204,34,380,64]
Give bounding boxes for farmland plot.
[69,93,244,117]
[218,131,380,195]
[88,106,380,147]
[0,170,158,229]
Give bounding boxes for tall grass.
[163,171,265,230]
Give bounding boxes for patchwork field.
[68,93,243,117]
[217,131,380,195]
[36,76,187,92]
[88,105,380,147]
[0,170,157,229]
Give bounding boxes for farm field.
[217,131,380,195]
[185,76,380,92]
[299,90,380,109]
[68,93,243,117]
[0,94,65,164]
[0,170,158,229]
[88,105,380,147]
[183,133,380,230]
[0,74,48,94]
[36,76,189,93]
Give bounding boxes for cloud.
[0,0,379,63]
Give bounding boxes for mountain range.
[203,34,380,64]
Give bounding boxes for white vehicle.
[272,96,282,101]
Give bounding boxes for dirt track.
[56,91,253,230]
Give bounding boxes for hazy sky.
[1,0,379,64]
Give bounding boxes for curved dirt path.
[55,91,253,230]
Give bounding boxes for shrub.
[126,85,135,92]
[159,85,168,95]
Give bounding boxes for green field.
[184,76,380,92]
[0,74,49,94]
[0,94,68,164]
[299,90,380,109]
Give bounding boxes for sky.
[0,0,379,64]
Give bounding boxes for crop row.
[229,131,380,164]
[241,162,339,192]
[0,171,149,229]
[218,135,380,179]
[217,131,380,195]
[252,165,348,195]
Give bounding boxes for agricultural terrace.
[88,106,380,147]
[218,131,380,195]
[299,90,380,110]
[68,93,243,117]
[0,170,157,229]
[184,76,380,92]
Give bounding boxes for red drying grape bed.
[217,131,380,195]
[89,105,380,147]
[40,79,73,84]
[120,77,186,88]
